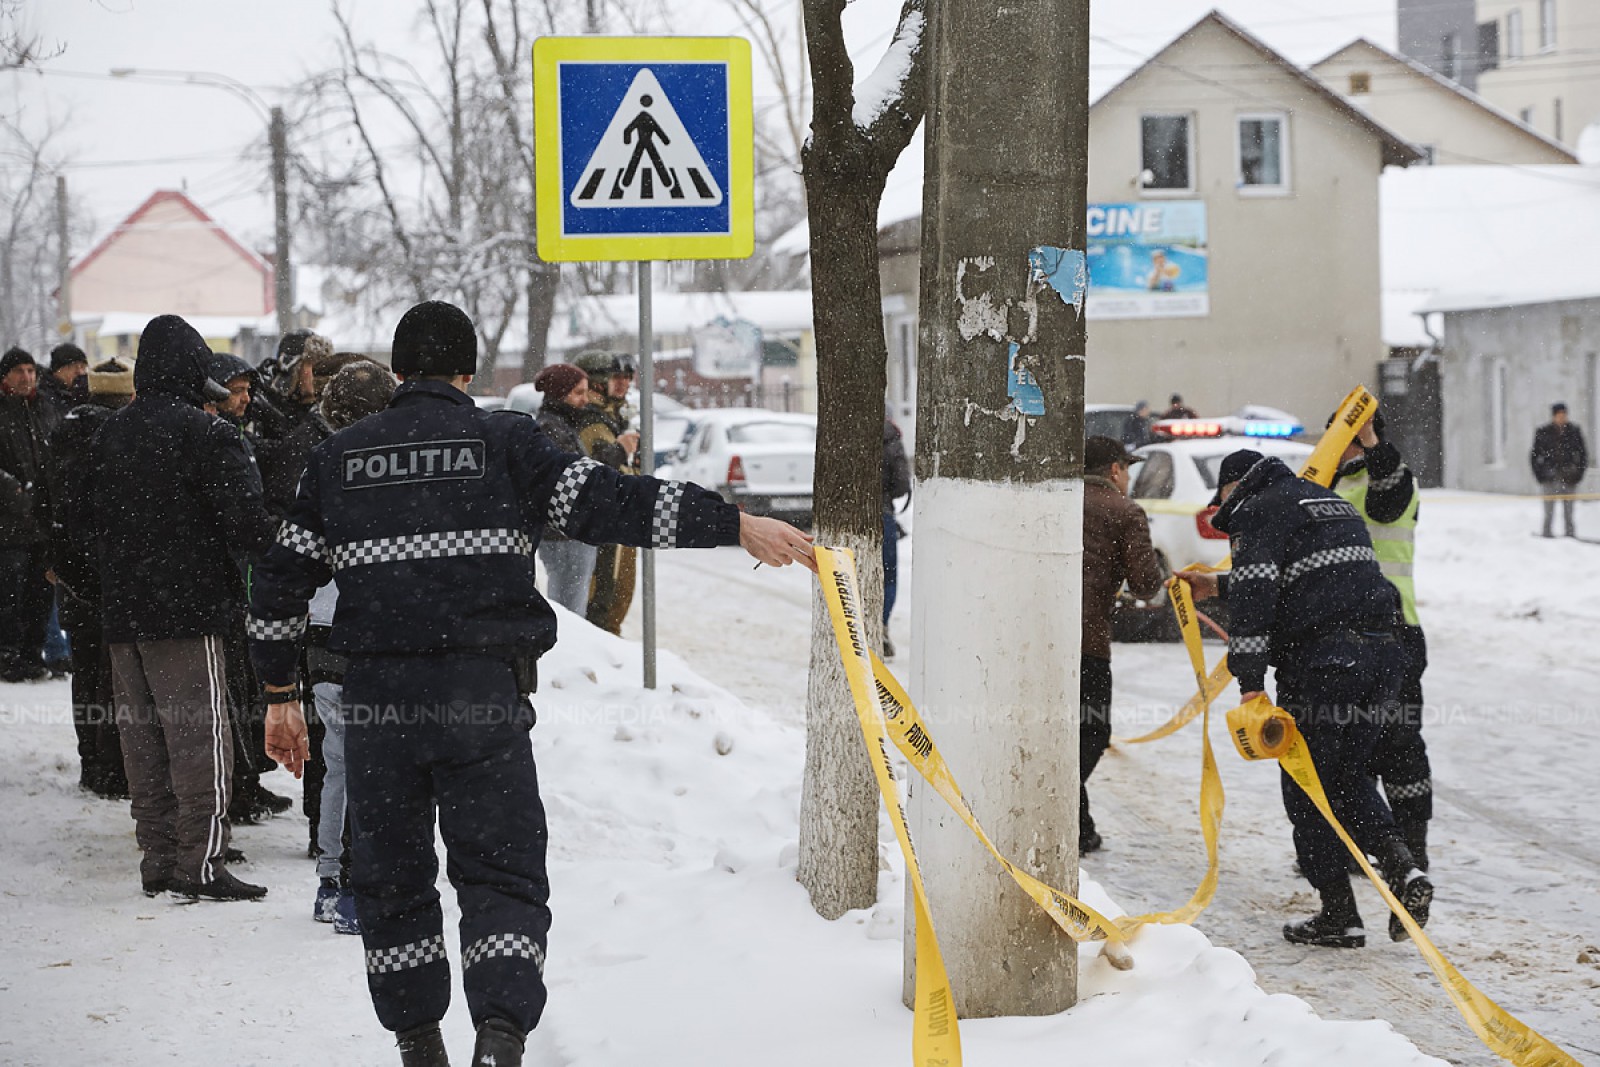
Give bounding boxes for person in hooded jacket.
[530,362,598,614]
[49,358,135,798]
[85,315,276,901]
[1178,449,1433,950]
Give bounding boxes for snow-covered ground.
[1,491,1595,1065]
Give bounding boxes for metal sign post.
[534,35,754,688]
[638,261,656,688]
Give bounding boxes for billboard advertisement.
[1086,201,1209,320]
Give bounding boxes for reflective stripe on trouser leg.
[343,657,452,1034]
[435,696,551,1034]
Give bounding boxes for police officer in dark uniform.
[1179,449,1433,950]
[248,301,814,1067]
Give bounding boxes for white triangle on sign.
[568,68,724,209]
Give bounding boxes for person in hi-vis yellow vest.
[1330,408,1431,872]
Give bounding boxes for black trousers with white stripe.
[343,653,550,1035]
[109,636,233,885]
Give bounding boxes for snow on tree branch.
[852,4,923,133]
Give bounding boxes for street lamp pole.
[109,68,294,339]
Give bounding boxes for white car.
[1130,434,1313,573]
[672,408,816,520]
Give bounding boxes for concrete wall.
[73,196,270,317]
[1477,0,1600,145]
[1439,296,1600,492]
[1312,42,1573,165]
[1083,21,1387,426]
[1397,0,1481,90]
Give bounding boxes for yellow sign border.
[533,36,755,263]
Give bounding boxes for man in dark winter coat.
[250,301,815,1067]
[0,346,61,682]
[38,343,90,419]
[1079,436,1164,854]
[1179,449,1432,949]
[1530,403,1588,538]
[531,362,597,614]
[49,358,135,797]
[204,351,296,827]
[86,315,276,901]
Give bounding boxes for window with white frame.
[1140,113,1193,193]
[1236,113,1288,191]
[1540,0,1556,50]
[1507,8,1523,59]
[1587,352,1599,465]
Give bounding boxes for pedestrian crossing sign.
[534,37,754,262]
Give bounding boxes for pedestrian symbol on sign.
[570,69,724,208]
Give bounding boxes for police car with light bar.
[1130,411,1312,573]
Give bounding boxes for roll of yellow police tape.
[1231,700,1581,1066]
[1225,696,1296,761]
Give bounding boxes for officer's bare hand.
[1357,420,1380,449]
[1241,690,1265,704]
[1175,568,1219,601]
[264,701,311,779]
[739,513,817,572]
[617,430,641,455]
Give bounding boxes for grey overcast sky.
[7,0,1396,254]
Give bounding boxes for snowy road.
[636,496,1600,1066]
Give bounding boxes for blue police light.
[1240,421,1301,438]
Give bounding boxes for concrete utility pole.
[56,175,70,336]
[906,0,1091,1018]
[270,106,293,338]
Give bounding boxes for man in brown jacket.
[1080,435,1164,854]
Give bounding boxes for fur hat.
[307,350,371,402]
[50,343,89,372]
[320,360,397,429]
[88,358,136,397]
[533,363,586,402]
[392,301,477,376]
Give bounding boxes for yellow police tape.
[815,546,961,1067]
[816,546,1144,1066]
[1226,699,1581,1067]
[1119,384,1377,746]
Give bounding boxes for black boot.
[1283,881,1364,948]
[396,1022,449,1067]
[472,1018,525,1067]
[1376,837,1433,942]
[1400,822,1429,873]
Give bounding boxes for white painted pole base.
[905,475,1083,1017]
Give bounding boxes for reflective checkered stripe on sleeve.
[329,528,534,571]
[276,522,329,563]
[1385,778,1432,801]
[546,457,602,535]
[365,934,448,975]
[1283,545,1377,584]
[1229,634,1269,657]
[651,482,687,548]
[462,932,546,976]
[1230,562,1280,584]
[245,613,307,641]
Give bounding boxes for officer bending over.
[1178,449,1432,950]
[249,302,814,1067]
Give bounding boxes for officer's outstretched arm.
[1361,441,1417,525]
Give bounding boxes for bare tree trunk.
[797,172,888,917]
[795,0,927,920]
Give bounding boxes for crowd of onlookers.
[0,322,663,917]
